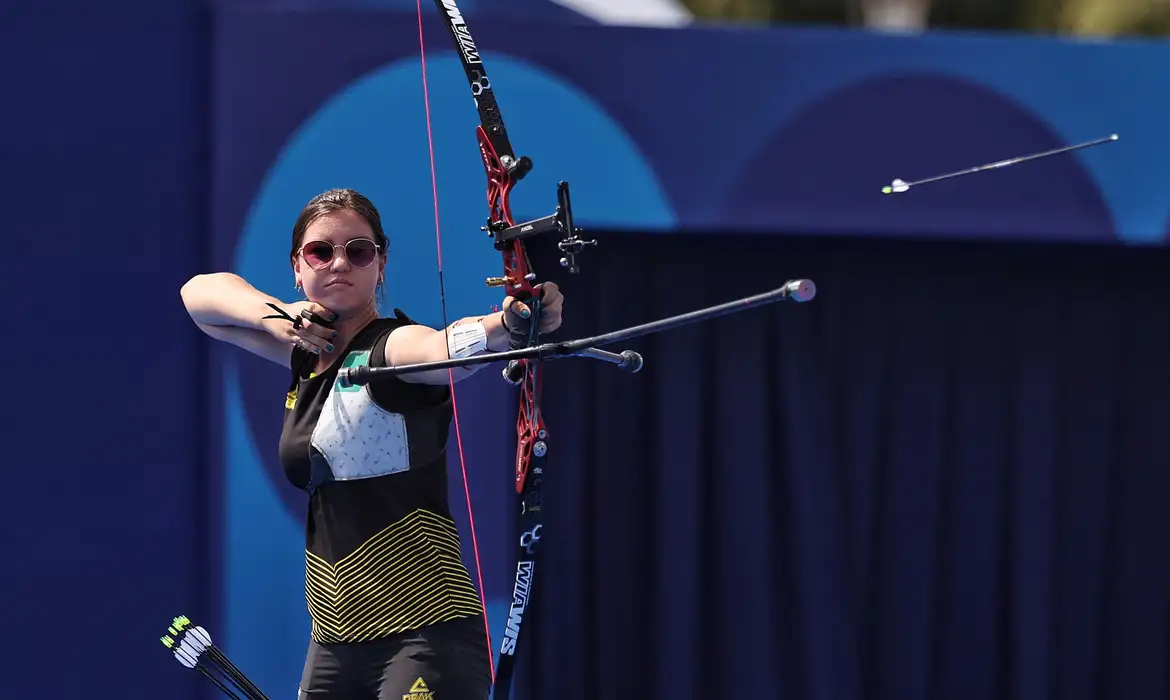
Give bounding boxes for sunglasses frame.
[299,238,382,270]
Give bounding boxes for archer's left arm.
[384,282,564,385]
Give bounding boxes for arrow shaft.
[905,134,1118,188]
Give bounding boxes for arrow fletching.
[159,615,270,699]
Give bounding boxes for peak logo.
[402,677,434,700]
[439,0,481,65]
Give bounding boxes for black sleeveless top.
[278,311,483,645]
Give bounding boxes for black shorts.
[298,615,493,699]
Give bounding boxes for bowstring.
[415,0,496,682]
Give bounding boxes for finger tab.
[301,308,338,326]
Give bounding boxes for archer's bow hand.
[502,281,564,337]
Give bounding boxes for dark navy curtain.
[506,232,1170,700]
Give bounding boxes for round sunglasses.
[299,238,381,270]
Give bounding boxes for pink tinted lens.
[302,241,334,268]
[345,239,377,267]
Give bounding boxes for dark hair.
[289,188,389,263]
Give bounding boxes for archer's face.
[293,209,385,316]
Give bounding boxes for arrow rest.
[483,178,596,384]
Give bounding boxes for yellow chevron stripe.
[306,538,469,627]
[308,520,466,592]
[304,509,483,643]
[308,559,479,633]
[310,606,481,645]
[308,596,484,644]
[306,509,463,569]
[326,563,480,627]
[306,572,481,638]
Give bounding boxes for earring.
[295,281,303,291]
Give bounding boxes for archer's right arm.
[180,272,330,368]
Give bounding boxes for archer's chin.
[310,286,374,314]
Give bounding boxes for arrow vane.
[160,616,270,700]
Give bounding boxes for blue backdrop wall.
[2,3,210,699]
[3,2,1169,699]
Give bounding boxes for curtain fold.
[512,233,1170,700]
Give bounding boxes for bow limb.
[417,2,595,698]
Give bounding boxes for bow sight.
[482,180,597,280]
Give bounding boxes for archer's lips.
[324,279,352,288]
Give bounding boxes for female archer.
[181,187,565,699]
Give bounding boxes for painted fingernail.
[519,306,531,319]
[326,344,335,353]
[331,330,338,338]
